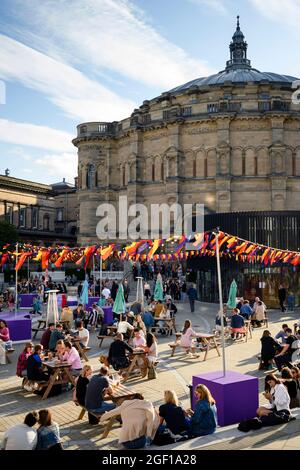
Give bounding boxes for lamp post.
[15,242,19,316]
[214,227,226,376]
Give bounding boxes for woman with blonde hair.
[187,384,217,437]
[158,390,189,437]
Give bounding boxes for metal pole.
[93,254,95,297]
[27,257,30,293]
[215,229,226,376]
[15,242,19,316]
[100,253,102,291]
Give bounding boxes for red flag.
[54,249,70,268]
[0,253,9,267]
[16,252,32,271]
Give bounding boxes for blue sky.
[0,0,299,184]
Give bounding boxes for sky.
[0,0,299,185]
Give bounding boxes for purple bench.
[0,311,32,342]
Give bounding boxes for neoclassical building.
[73,18,300,247]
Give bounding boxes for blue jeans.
[89,402,116,414]
[123,435,146,449]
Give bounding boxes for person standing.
[187,284,197,313]
[278,284,287,313]
[123,279,131,303]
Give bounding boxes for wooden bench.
[169,333,221,361]
[75,405,120,438]
[32,320,47,339]
[5,348,15,364]
[97,335,115,348]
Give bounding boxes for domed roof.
[170,70,298,93]
[169,17,299,94]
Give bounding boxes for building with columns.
[73,17,300,252]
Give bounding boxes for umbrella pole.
[15,242,18,317]
[215,230,226,376]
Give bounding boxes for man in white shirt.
[102,287,111,300]
[117,314,134,340]
[2,412,38,450]
[76,320,90,347]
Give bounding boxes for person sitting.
[252,301,266,327]
[36,409,62,450]
[157,390,189,439]
[142,310,155,332]
[26,344,49,383]
[236,297,244,310]
[281,367,300,408]
[158,306,172,335]
[117,314,134,340]
[215,311,229,336]
[230,308,245,340]
[0,319,13,350]
[2,411,38,450]
[179,319,200,358]
[73,320,90,348]
[40,323,55,351]
[16,342,33,378]
[73,304,85,324]
[143,332,158,366]
[257,374,292,426]
[274,328,298,371]
[153,300,164,318]
[108,333,133,371]
[48,324,65,352]
[61,307,73,330]
[187,384,217,437]
[166,299,177,317]
[240,300,253,320]
[100,393,159,449]
[60,340,82,376]
[88,304,99,330]
[133,313,147,337]
[85,366,116,415]
[130,301,142,316]
[132,328,146,349]
[259,330,282,370]
[275,324,289,344]
[74,364,92,407]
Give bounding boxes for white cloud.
[5,0,215,91]
[0,34,135,122]
[249,0,300,30]
[35,153,77,181]
[187,0,229,14]
[0,119,74,152]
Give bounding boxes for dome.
[170,70,298,93]
[169,16,299,94]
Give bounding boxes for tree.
[0,220,18,249]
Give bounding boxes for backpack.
[147,364,157,380]
[238,417,263,432]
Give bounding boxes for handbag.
[147,364,157,380]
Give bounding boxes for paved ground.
[1,297,300,450]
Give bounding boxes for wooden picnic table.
[32,319,47,339]
[152,317,177,336]
[170,332,221,361]
[70,337,90,362]
[76,381,137,438]
[122,349,148,382]
[41,360,76,400]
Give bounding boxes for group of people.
[259,323,300,371]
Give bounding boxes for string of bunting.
[0,230,300,270]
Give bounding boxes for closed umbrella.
[113,284,126,316]
[154,273,164,301]
[80,279,89,307]
[227,279,237,309]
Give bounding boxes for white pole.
[215,229,226,376]
[93,254,95,296]
[100,253,102,291]
[15,242,18,316]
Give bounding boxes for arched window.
[254,156,258,176]
[152,162,155,181]
[193,159,196,178]
[123,166,126,187]
[204,158,208,178]
[43,214,50,231]
[86,164,95,189]
[242,155,246,176]
[161,162,164,181]
[293,154,296,176]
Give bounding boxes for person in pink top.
[132,329,146,348]
[180,319,200,358]
[0,320,13,349]
[61,340,82,376]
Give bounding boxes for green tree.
[0,220,18,249]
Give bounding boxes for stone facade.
[0,173,78,244]
[73,20,300,245]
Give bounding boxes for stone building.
[73,18,300,248]
[0,171,78,244]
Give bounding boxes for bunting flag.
[54,248,70,268]
[147,239,163,260]
[0,253,9,267]
[41,249,51,270]
[16,252,32,271]
[174,235,187,256]
[101,244,115,261]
